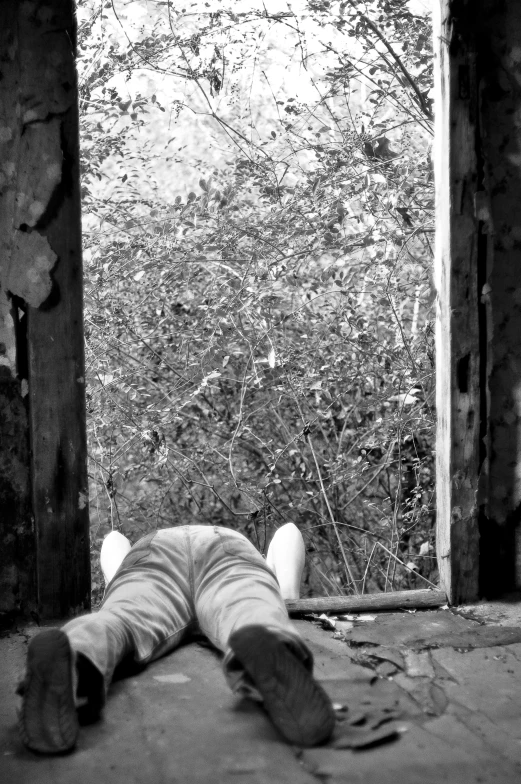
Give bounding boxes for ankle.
[75,654,105,723]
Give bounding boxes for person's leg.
[192,526,335,746]
[66,529,198,684]
[18,528,196,754]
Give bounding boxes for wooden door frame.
[5,1,521,619]
[434,0,521,604]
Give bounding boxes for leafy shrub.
[78,0,436,604]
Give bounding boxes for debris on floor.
[2,604,521,783]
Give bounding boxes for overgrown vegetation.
[78,0,436,603]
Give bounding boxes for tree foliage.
[78,0,436,602]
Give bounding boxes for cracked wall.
[0,3,74,309]
[0,0,86,619]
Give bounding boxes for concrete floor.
[2,604,521,784]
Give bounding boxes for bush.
[78,0,436,604]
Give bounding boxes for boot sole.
[229,625,335,746]
[18,628,79,754]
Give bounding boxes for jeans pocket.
[215,527,266,566]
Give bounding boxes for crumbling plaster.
[0,0,75,333]
[0,0,77,617]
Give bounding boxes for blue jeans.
[63,526,312,700]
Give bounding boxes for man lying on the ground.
[17,523,335,754]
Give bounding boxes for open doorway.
[78,0,436,606]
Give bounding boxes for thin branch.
[305,431,359,594]
[345,0,433,121]
[376,541,438,590]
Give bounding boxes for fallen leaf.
[318,614,336,630]
[351,647,404,673]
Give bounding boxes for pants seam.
[186,527,195,613]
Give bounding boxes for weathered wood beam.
[0,2,37,621]
[0,0,90,621]
[433,1,483,604]
[434,1,521,602]
[286,589,447,615]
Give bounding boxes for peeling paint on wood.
[0,0,90,620]
[0,290,17,374]
[6,230,57,307]
[434,1,521,600]
[0,5,73,311]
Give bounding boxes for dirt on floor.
[2,600,521,784]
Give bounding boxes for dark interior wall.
[0,0,90,622]
[0,2,37,621]
[433,0,521,602]
[478,0,521,595]
[0,380,35,619]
